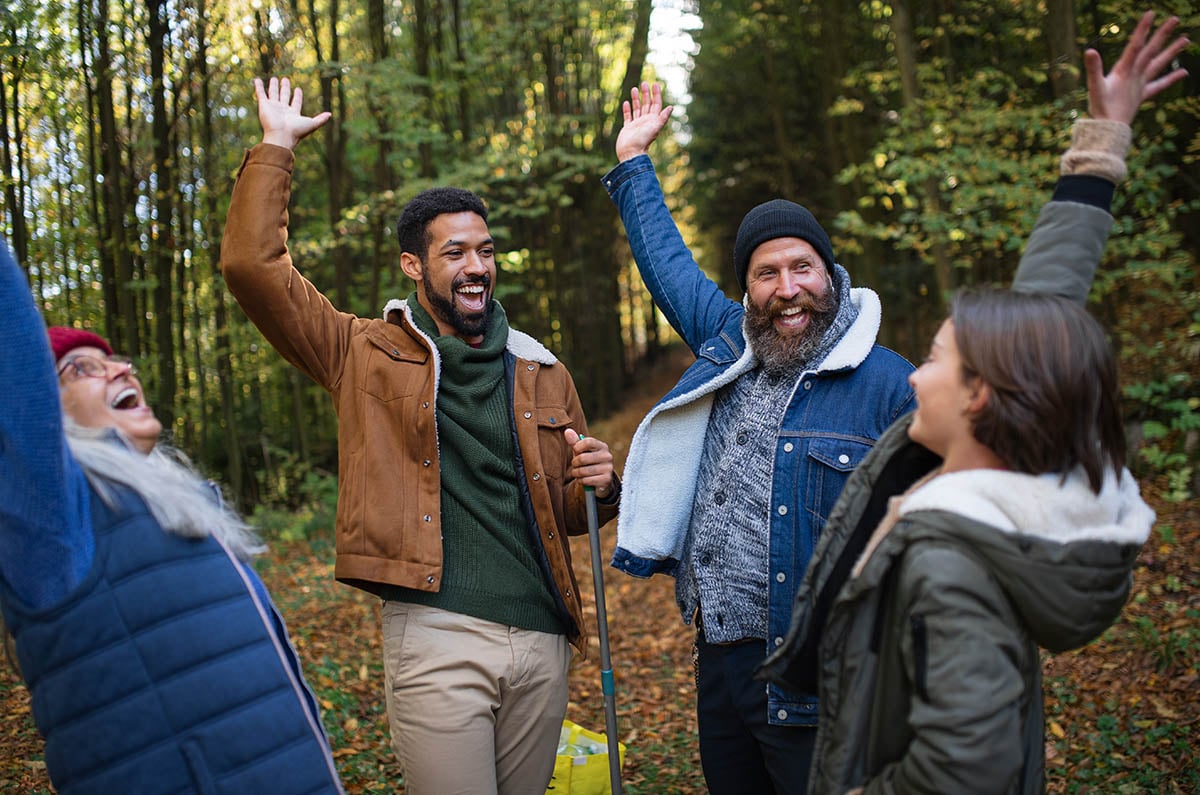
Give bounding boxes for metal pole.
[585,486,622,795]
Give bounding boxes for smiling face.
[58,346,162,454]
[743,237,837,371]
[400,211,496,343]
[906,319,980,460]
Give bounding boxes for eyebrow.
[439,237,494,251]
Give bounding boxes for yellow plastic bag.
[545,719,626,795]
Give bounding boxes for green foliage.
[251,467,339,542]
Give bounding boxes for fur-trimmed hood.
[890,465,1154,652]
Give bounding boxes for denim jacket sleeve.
[0,237,94,610]
[602,155,743,354]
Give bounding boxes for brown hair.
[950,288,1126,494]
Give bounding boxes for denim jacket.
[601,155,915,726]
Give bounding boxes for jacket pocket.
[534,405,575,481]
[805,437,872,525]
[910,613,929,702]
[360,340,426,401]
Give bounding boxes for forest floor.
[0,344,1196,793]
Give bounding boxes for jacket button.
[714,492,726,505]
[527,364,535,371]
[524,411,533,419]
[838,454,850,464]
[736,433,747,445]
[532,473,541,481]
[783,442,794,453]
[777,505,788,516]
[774,637,784,647]
[776,571,786,583]
[565,590,572,597]
[548,530,555,539]
[423,459,431,467]
[423,514,432,522]
[803,381,812,390]
[549,417,556,424]
[422,401,430,408]
[777,709,788,720]
[427,575,436,584]
[392,349,400,356]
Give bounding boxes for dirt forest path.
[0,343,1196,793]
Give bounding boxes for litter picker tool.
[582,434,622,795]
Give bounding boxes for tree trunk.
[1046,0,1080,102]
[197,0,244,498]
[891,0,952,311]
[148,0,176,430]
[96,0,139,356]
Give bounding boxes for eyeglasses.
[57,354,138,381]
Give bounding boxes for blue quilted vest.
[0,483,344,795]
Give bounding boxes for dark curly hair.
[396,187,488,263]
[951,288,1126,494]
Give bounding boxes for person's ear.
[399,252,424,283]
[966,378,991,415]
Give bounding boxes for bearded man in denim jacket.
[601,82,1121,794]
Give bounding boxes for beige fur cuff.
[1060,119,1132,183]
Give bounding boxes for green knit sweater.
[383,296,565,635]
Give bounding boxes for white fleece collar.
[900,466,1154,547]
[382,297,558,366]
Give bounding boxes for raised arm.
[1013,12,1189,300]
[222,79,357,390]
[0,238,94,610]
[605,82,745,353]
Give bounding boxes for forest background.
[0,0,1198,791]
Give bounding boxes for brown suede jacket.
[221,143,618,655]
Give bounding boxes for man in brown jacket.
[221,76,621,795]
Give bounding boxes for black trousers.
[696,629,816,795]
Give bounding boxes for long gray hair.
[65,422,264,562]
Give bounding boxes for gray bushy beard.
[423,266,494,338]
[744,285,838,374]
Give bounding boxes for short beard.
[745,283,837,374]
[422,267,493,338]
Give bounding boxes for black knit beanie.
[732,199,837,292]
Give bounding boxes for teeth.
[111,387,138,410]
[458,285,484,294]
[781,307,804,316]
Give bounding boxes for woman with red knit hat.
[0,236,345,795]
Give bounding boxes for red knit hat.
[47,326,113,363]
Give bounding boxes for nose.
[907,368,918,389]
[776,269,802,300]
[464,250,489,275]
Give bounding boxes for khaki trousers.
[381,601,571,795]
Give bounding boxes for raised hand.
[1085,12,1189,124]
[615,82,674,163]
[254,77,333,151]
